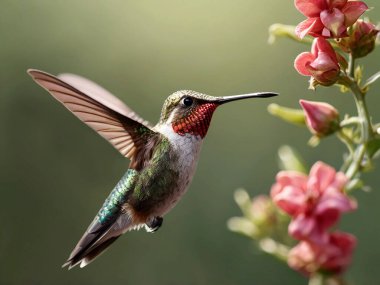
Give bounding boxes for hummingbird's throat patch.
[172,103,217,138]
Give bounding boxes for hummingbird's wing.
[27,69,156,162]
[57,72,151,128]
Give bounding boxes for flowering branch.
[229,0,380,284]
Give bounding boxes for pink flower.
[294,37,341,86]
[288,232,357,275]
[295,0,369,38]
[271,161,356,243]
[299,99,340,137]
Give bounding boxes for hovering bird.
[28,69,277,269]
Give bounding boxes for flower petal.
[316,189,357,214]
[275,171,308,191]
[296,18,324,38]
[320,8,346,37]
[329,0,348,9]
[314,37,338,62]
[295,0,327,17]
[288,241,317,276]
[289,214,316,239]
[294,52,315,76]
[271,171,308,215]
[320,232,357,274]
[309,52,339,71]
[308,161,337,194]
[342,1,368,26]
[272,185,306,215]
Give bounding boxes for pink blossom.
[294,37,341,86]
[288,232,357,275]
[300,99,339,137]
[271,161,356,243]
[295,0,368,38]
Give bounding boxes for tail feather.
[79,236,120,268]
[63,214,136,269]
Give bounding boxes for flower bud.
[294,37,341,86]
[299,100,340,137]
[339,19,379,58]
[251,195,276,226]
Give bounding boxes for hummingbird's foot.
[145,216,163,233]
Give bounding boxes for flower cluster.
[271,162,357,275]
[295,0,368,39]
[293,0,378,86]
[230,0,379,283]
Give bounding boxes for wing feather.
[58,72,151,127]
[27,69,155,162]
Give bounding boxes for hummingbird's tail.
[62,213,140,269]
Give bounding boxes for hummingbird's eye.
[182,97,193,107]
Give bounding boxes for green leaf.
[363,71,380,89]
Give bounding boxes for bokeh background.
[1,1,380,284]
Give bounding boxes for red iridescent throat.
[172,103,218,138]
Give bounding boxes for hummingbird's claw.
[145,216,164,233]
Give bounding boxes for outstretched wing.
[27,69,156,162]
[57,72,151,127]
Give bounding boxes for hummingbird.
[27,69,277,269]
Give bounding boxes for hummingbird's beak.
[215,92,278,104]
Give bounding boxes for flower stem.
[340,54,374,180]
[337,130,355,156]
[350,82,373,142]
[337,130,354,173]
[348,53,355,78]
[345,144,366,180]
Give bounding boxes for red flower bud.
[299,99,340,137]
[339,19,379,58]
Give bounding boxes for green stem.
[340,116,362,128]
[340,54,374,180]
[350,82,373,142]
[337,130,355,156]
[348,53,355,78]
[345,144,366,180]
[337,130,355,173]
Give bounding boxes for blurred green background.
[1,0,380,284]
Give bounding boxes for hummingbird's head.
[159,90,278,139]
